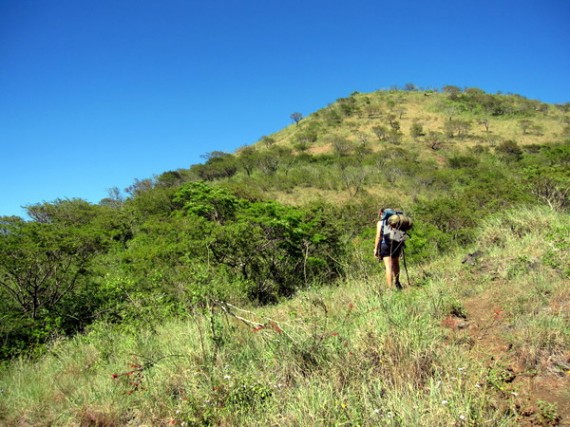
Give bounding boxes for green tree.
[261,135,276,148]
[211,201,343,302]
[294,128,318,152]
[448,155,479,169]
[155,170,186,188]
[258,150,280,176]
[0,204,109,317]
[444,119,472,138]
[173,182,241,224]
[329,136,352,157]
[337,97,359,117]
[387,113,400,131]
[372,125,388,142]
[171,184,345,303]
[365,104,382,118]
[442,85,462,100]
[518,120,544,136]
[124,182,176,219]
[425,131,445,150]
[26,198,100,225]
[496,140,523,162]
[323,108,342,127]
[237,145,259,176]
[193,152,238,181]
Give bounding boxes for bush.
[495,140,523,162]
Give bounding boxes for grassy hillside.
[276,89,566,150]
[1,87,569,426]
[246,88,569,207]
[1,207,568,426]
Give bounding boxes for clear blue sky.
[1,0,569,218]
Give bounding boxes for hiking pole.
[402,248,411,287]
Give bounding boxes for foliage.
[208,198,344,303]
[173,182,241,223]
[0,202,113,358]
[191,152,238,181]
[444,118,472,138]
[1,89,568,361]
[495,140,523,162]
[410,120,424,138]
[439,88,547,117]
[6,205,567,426]
[131,183,344,306]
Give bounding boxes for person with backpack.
[374,208,412,290]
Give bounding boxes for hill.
[0,87,569,426]
[188,87,569,210]
[1,207,568,426]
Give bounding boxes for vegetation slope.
[1,86,569,426]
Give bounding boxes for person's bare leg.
[383,257,394,288]
[392,257,402,289]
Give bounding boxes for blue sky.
[1,0,569,218]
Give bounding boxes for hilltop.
[188,87,569,209]
[275,88,566,151]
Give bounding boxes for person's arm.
[374,220,382,258]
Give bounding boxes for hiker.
[374,208,406,290]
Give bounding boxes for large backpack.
[381,209,413,245]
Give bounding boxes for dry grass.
[264,90,568,160]
[2,206,567,426]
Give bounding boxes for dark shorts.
[380,242,403,259]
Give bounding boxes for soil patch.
[442,289,570,426]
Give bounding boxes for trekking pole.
[402,248,411,287]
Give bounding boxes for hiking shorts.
[379,242,403,259]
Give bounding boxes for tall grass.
[1,206,567,426]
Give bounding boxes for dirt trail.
[442,289,570,426]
